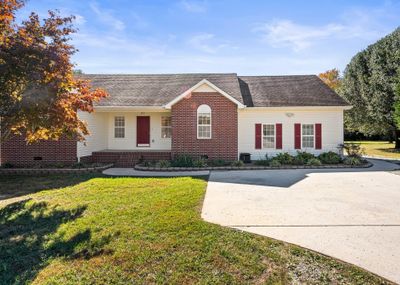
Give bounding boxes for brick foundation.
[1,135,77,167]
[92,151,171,167]
[171,92,238,160]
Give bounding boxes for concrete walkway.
[202,159,400,283]
[103,167,209,177]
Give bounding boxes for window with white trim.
[114,116,125,138]
[302,124,314,148]
[262,124,275,148]
[161,116,171,138]
[197,104,211,139]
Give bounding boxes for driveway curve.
[202,159,400,283]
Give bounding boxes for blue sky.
[17,0,400,75]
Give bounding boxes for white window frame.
[262,124,275,149]
[161,116,172,139]
[197,104,211,139]
[114,116,125,138]
[302,124,314,148]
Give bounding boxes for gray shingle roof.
[83,73,242,107]
[82,73,349,107]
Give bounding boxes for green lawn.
[346,141,400,159]
[0,175,392,284]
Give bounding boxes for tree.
[394,81,400,131]
[340,28,400,148]
[318,68,341,91]
[0,0,107,143]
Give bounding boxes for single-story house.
[0,73,350,167]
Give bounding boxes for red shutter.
[255,124,262,149]
[294,123,301,149]
[276,123,282,149]
[315,123,322,149]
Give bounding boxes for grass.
[346,141,400,159]
[0,174,392,284]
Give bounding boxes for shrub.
[171,154,194,167]
[269,159,281,167]
[208,159,228,167]
[158,160,171,168]
[306,158,322,166]
[343,157,362,166]
[318,151,342,164]
[72,162,85,169]
[339,143,365,158]
[293,151,315,165]
[143,161,156,167]
[1,162,14,168]
[254,159,270,166]
[274,152,294,165]
[231,160,244,167]
[193,158,207,168]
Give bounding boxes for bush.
[274,152,294,165]
[171,154,194,167]
[318,151,342,164]
[208,159,228,167]
[339,143,365,158]
[306,158,322,166]
[254,159,270,166]
[343,157,362,166]
[269,159,281,167]
[158,160,171,168]
[143,161,156,167]
[193,158,207,168]
[231,160,244,167]
[293,151,315,165]
[1,162,14,168]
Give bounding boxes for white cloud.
[188,33,228,53]
[180,0,206,13]
[256,20,345,51]
[89,1,125,31]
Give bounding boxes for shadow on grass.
[0,174,101,201]
[0,199,113,284]
[376,148,400,154]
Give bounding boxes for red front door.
[137,116,150,146]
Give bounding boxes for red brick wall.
[0,135,77,166]
[171,92,238,160]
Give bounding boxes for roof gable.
[164,79,245,109]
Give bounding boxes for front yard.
[346,141,400,159]
[0,175,391,284]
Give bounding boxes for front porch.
[86,150,172,167]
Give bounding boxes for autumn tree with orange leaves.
[318,68,341,91]
[0,0,107,143]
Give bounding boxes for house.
[0,73,350,167]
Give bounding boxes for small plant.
[339,143,365,158]
[208,159,228,167]
[269,159,281,167]
[143,161,156,167]
[193,158,207,168]
[1,162,14,168]
[254,159,270,166]
[343,157,362,166]
[306,158,322,166]
[171,154,194,167]
[158,160,171,168]
[274,152,294,165]
[318,151,342,164]
[72,162,85,169]
[231,160,244,167]
[293,151,315,165]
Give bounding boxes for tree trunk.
[394,129,400,149]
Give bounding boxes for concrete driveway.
[202,159,400,283]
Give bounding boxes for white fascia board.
[239,106,352,111]
[163,79,245,109]
[94,106,168,112]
